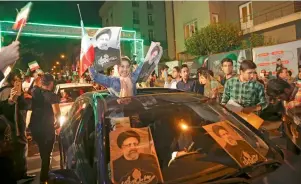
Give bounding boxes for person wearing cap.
[89,56,143,97]
[211,125,263,167]
[29,73,61,183]
[94,28,121,72]
[112,130,161,183]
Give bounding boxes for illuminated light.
[0,30,144,42]
[60,54,65,59]
[53,66,56,68]
[59,116,66,126]
[56,61,60,65]
[0,20,136,33]
[180,123,188,131]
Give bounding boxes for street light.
[56,61,60,65]
[53,66,56,69]
[60,54,65,59]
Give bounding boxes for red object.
[79,20,95,77]
[12,2,32,30]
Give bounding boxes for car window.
[76,104,96,167]
[59,86,94,103]
[103,97,270,182]
[62,99,89,145]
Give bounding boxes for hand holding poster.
[110,127,163,184]
[203,121,266,168]
[137,42,163,83]
[92,27,122,72]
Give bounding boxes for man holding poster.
[93,27,122,72]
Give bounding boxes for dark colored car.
[283,107,301,154]
[49,88,284,184]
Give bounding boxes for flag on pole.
[79,20,95,76]
[12,2,32,30]
[28,61,40,71]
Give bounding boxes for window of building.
[212,13,219,24]
[133,11,140,24]
[148,29,154,41]
[184,20,197,39]
[147,1,153,9]
[239,2,253,29]
[132,1,139,7]
[148,14,154,25]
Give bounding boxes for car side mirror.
[48,169,82,184]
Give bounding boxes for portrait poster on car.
[92,27,122,72]
[110,127,163,184]
[203,121,266,168]
[137,42,163,83]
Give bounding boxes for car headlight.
[59,116,66,127]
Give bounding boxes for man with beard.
[138,45,162,83]
[112,130,162,184]
[212,125,264,167]
[94,28,120,72]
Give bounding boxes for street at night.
[1,1,301,184]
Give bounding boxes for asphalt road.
[18,127,301,184]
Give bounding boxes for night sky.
[0,1,104,72]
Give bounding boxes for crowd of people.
[0,39,301,184]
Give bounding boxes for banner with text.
[92,27,122,72]
[253,40,301,76]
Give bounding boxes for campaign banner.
[110,127,163,184]
[253,40,301,76]
[92,27,122,72]
[137,42,163,83]
[203,121,266,168]
[208,49,252,76]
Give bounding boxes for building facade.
[99,1,168,59]
[167,1,301,61]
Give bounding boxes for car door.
[73,99,97,184]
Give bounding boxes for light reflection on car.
[54,83,94,126]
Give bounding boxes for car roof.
[56,83,93,89]
[80,88,207,105]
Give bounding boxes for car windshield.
[59,86,94,103]
[103,94,270,183]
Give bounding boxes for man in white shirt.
[170,66,181,89]
[22,75,32,92]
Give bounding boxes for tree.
[241,33,276,49]
[185,23,241,56]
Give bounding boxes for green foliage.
[241,33,276,49]
[185,23,241,56]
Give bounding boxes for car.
[50,88,284,184]
[282,107,301,154]
[54,83,95,126]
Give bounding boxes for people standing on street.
[277,67,289,82]
[0,72,35,181]
[170,66,181,89]
[220,58,235,86]
[221,60,267,114]
[176,64,195,92]
[29,74,61,183]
